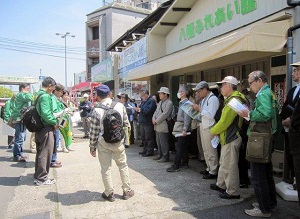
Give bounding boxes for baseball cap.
[216,76,239,85]
[192,81,209,91]
[83,93,89,98]
[96,84,110,96]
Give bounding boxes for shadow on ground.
[45,190,104,205]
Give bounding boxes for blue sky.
[0,0,109,91]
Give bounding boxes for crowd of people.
[2,78,76,185]
[1,63,300,217]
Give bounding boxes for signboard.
[91,58,113,82]
[118,37,147,74]
[0,76,38,85]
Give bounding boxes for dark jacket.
[79,101,92,117]
[281,86,300,120]
[138,96,157,125]
[289,97,300,155]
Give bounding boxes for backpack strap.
[110,101,118,109]
[34,93,44,107]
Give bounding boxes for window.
[92,26,99,40]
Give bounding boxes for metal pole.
[65,35,67,88]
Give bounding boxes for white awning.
[128,20,290,81]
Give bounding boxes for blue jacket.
[79,101,93,117]
[138,96,157,125]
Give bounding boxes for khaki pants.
[217,136,242,196]
[30,133,36,151]
[197,125,205,160]
[199,123,218,175]
[97,138,131,196]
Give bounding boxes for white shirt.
[200,92,220,129]
[293,84,300,101]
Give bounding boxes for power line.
[0,37,85,51]
[0,46,86,61]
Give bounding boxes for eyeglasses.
[249,80,255,85]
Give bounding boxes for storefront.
[126,0,300,156]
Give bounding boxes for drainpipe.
[287,0,300,6]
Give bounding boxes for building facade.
[86,2,152,81]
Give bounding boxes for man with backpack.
[210,76,247,200]
[192,81,219,179]
[11,83,33,162]
[89,84,134,202]
[34,77,58,186]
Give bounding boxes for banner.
[58,111,72,147]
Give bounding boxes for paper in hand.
[211,136,219,148]
[227,98,250,121]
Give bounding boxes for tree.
[0,86,14,98]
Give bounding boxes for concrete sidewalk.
[1,127,300,218]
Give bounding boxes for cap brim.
[291,63,300,67]
[216,81,225,85]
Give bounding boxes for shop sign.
[118,37,147,74]
[91,57,113,82]
[179,0,257,43]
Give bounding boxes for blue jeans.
[13,123,26,158]
[250,162,277,213]
[51,129,60,164]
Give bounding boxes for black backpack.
[207,95,224,122]
[97,101,125,143]
[20,94,44,132]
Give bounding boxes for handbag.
[246,122,273,163]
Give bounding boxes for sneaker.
[252,203,277,213]
[123,190,135,200]
[245,207,271,218]
[166,164,180,172]
[101,192,115,202]
[62,148,69,153]
[50,163,62,168]
[13,157,27,162]
[7,145,13,149]
[67,148,75,151]
[34,178,56,186]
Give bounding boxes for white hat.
[216,76,239,86]
[83,93,89,98]
[157,87,170,94]
[291,61,300,67]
